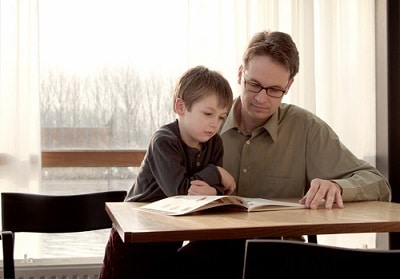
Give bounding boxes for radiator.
[1,257,102,279]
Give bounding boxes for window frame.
[41,150,146,167]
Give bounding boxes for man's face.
[238,55,292,123]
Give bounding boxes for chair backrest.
[1,190,127,279]
[242,239,400,279]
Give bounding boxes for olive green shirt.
[220,99,391,202]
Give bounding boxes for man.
[221,30,390,208]
[177,31,391,279]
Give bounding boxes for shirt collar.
[220,97,240,135]
[220,97,279,142]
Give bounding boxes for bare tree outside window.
[41,67,175,150]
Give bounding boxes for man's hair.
[242,31,299,80]
[173,65,233,112]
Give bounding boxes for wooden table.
[105,200,400,243]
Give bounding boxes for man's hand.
[299,178,344,209]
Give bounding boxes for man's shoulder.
[279,103,332,131]
[280,103,316,119]
[280,103,311,113]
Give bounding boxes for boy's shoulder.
[151,120,180,144]
[159,120,178,132]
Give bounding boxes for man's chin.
[249,109,272,120]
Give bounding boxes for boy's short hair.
[173,65,233,112]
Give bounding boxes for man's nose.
[254,89,269,102]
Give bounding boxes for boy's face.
[177,93,228,149]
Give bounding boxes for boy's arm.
[217,166,236,194]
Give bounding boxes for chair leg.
[308,235,317,243]
[2,231,16,279]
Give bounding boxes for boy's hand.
[217,166,236,195]
[188,180,217,195]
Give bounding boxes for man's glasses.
[243,78,287,98]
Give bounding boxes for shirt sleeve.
[306,116,391,202]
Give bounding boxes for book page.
[243,198,304,211]
[140,195,232,215]
[139,195,303,215]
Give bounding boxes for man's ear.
[238,65,243,85]
[175,98,185,115]
[286,78,294,92]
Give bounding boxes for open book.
[139,195,305,216]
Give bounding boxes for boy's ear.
[175,98,185,115]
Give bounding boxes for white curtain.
[0,0,41,194]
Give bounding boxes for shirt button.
[246,140,251,145]
[242,168,248,173]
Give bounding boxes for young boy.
[99,65,236,278]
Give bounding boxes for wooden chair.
[1,190,127,279]
[242,239,400,278]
